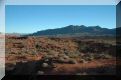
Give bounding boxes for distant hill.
[5,33,21,37]
[26,25,117,37]
[6,33,29,37]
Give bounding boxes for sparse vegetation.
[41,63,49,68]
[68,59,78,64]
[5,36,117,75]
[37,71,44,75]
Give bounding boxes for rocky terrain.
[5,36,119,75]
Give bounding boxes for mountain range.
[27,25,118,37]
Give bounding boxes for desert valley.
[5,25,121,75]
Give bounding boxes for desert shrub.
[63,55,70,59]
[75,51,81,54]
[41,63,49,68]
[79,44,90,52]
[37,71,44,75]
[43,49,58,58]
[27,49,37,55]
[93,53,112,59]
[58,54,66,57]
[99,54,112,59]
[10,52,16,54]
[42,50,58,59]
[57,57,77,64]
[35,44,40,49]
[16,55,27,60]
[21,48,29,54]
[12,62,16,65]
[80,59,88,63]
[21,60,28,63]
[68,59,78,64]
[42,54,53,61]
[44,58,49,62]
[13,43,24,48]
[48,50,58,55]
[56,56,70,63]
[66,51,80,58]
[57,57,66,63]
[81,54,94,61]
[63,50,68,55]
[58,53,69,58]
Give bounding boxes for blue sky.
[6,5,116,33]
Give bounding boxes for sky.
[6,0,119,5]
[6,5,116,33]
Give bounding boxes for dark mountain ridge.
[27,25,117,37]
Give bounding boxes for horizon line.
[5,25,116,34]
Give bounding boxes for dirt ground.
[5,54,117,75]
[5,36,119,75]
